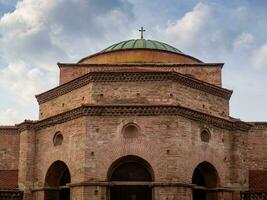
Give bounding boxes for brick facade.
[58,63,222,86]
[1,46,267,200]
[249,170,267,191]
[0,127,20,190]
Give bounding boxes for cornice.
[16,120,36,132]
[248,122,267,130]
[21,105,251,132]
[36,71,232,104]
[58,62,224,68]
[0,126,18,134]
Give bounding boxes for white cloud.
[0,0,134,70]
[0,0,55,38]
[0,0,267,124]
[233,32,254,50]
[155,3,258,62]
[0,0,134,125]
[160,2,211,49]
[0,62,57,105]
[252,43,267,69]
[156,2,230,61]
[0,108,23,125]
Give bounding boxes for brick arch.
[44,160,71,187]
[107,155,155,181]
[191,161,220,200]
[186,148,227,186]
[192,161,220,187]
[190,159,224,186]
[95,138,163,181]
[41,159,71,187]
[44,160,71,200]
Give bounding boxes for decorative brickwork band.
[249,122,267,130]
[36,71,232,104]
[0,126,18,134]
[16,120,36,132]
[17,105,251,132]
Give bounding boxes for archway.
[108,155,154,200]
[192,161,219,200]
[44,160,71,200]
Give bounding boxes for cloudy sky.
[0,0,267,124]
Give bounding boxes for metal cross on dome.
[139,26,146,39]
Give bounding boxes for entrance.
[44,160,71,200]
[192,162,219,200]
[108,156,153,200]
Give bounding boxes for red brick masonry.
[0,170,18,189]
[249,170,267,191]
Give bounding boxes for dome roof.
[100,39,183,54]
[78,39,202,64]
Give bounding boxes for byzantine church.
[0,30,267,200]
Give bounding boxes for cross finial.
[139,26,146,39]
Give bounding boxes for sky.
[0,0,267,124]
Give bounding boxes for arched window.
[53,132,63,146]
[200,129,211,143]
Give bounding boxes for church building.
[0,33,267,200]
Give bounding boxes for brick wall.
[39,83,93,119]
[59,65,222,86]
[34,117,87,188]
[39,80,229,119]
[79,50,200,65]
[247,124,267,190]
[84,115,237,186]
[247,124,267,170]
[0,127,20,170]
[28,113,248,198]
[0,127,20,191]
[0,170,18,189]
[249,170,267,191]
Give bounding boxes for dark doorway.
[192,162,219,200]
[110,186,152,200]
[44,160,71,200]
[109,156,153,200]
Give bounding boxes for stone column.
[17,121,36,200]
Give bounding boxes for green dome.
[101,39,183,54]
